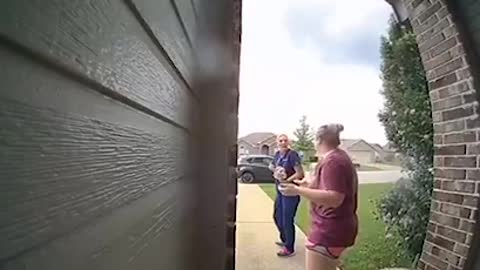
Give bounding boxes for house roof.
[340,139,381,153]
[340,139,361,150]
[371,143,384,154]
[239,132,277,146]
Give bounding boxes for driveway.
[357,170,406,184]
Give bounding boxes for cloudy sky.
[238,0,393,145]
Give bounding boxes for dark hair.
[315,124,344,147]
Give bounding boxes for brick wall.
[405,0,480,269]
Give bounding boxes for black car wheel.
[241,172,255,183]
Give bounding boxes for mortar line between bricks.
[433,187,480,195]
[426,241,468,260]
[430,210,477,224]
[429,220,474,237]
[432,200,479,211]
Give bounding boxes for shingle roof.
[340,139,381,153]
[371,143,384,153]
[239,132,277,145]
[339,139,360,150]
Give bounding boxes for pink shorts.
[305,240,346,259]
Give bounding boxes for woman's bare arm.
[296,187,345,208]
[285,164,305,182]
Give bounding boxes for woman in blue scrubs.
[270,134,304,257]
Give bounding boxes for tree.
[293,115,315,162]
[376,18,434,262]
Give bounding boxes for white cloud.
[239,0,393,145]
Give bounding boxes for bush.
[376,19,434,261]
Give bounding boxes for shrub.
[376,18,434,261]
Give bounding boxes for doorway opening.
[232,0,480,270]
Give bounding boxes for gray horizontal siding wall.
[0,0,220,269]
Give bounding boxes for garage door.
[350,151,374,164]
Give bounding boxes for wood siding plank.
[0,46,190,264]
[0,0,193,128]
[128,0,195,91]
[172,0,197,48]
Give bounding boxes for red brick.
[428,221,438,233]
[435,145,466,156]
[430,72,458,90]
[448,265,462,270]
[427,232,456,252]
[442,105,474,121]
[437,119,467,134]
[437,7,450,20]
[444,131,476,144]
[411,0,427,9]
[441,180,476,194]
[462,93,477,104]
[440,201,472,219]
[466,117,480,129]
[431,209,461,227]
[418,18,451,44]
[438,81,471,99]
[459,220,475,234]
[467,144,480,155]
[420,32,446,54]
[433,112,443,123]
[418,2,442,23]
[433,191,464,205]
[429,37,458,58]
[457,67,473,80]
[442,25,457,39]
[466,169,480,180]
[454,243,470,257]
[432,200,441,211]
[434,134,444,144]
[432,95,463,111]
[418,259,426,270]
[431,244,461,266]
[434,168,466,179]
[425,50,454,71]
[434,156,444,167]
[444,156,476,168]
[463,195,479,207]
[422,252,449,269]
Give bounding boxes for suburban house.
[340,139,387,164]
[238,132,277,156]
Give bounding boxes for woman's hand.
[294,173,314,187]
[278,183,300,196]
[273,167,287,181]
[268,163,275,172]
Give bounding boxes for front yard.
[259,183,411,270]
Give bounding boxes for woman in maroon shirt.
[279,124,358,270]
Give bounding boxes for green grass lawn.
[259,183,411,270]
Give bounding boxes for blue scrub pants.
[273,187,300,252]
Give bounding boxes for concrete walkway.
[236,184,306,270]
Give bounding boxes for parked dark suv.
[237,154,275,183]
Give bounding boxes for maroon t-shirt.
[308,149,358,247]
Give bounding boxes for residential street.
[357,170,405,184]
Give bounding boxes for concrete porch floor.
[236,184,306,270]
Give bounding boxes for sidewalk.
[236,184,306,270]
